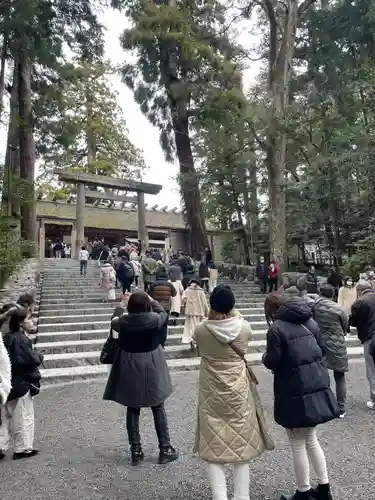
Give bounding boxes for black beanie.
[209,285,235,314]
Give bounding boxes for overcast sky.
[100,8,261,207]
[0,8,261,208]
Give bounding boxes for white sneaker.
[366,400,375,409]
[338,412,346,419]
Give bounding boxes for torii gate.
[55,171,162,257]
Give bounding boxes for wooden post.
[137,191,148,250]
[75,183,85,258]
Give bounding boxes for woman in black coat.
[262,293,338,500]
[103,292,178,466]
[1,308,43,460]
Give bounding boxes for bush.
[0,215,25,288]
[341,236,375,277]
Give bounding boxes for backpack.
[118,260,134,280]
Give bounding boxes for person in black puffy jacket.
[263,293,339,500]
[0,308,43,461]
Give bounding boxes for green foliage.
[0,214,23,287]
[34,61,147,197]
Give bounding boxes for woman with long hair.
[194,285,274,500]
[0,308,43,460]
[263,292,339,500]
[103,292,178,466]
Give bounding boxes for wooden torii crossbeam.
[85,190,138,204]
[54,169,162,257]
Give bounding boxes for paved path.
[1,361,372,500]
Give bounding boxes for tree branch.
[298,0,317,18]
[260,0,278,68]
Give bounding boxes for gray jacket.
[312,297,349,372]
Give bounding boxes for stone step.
[39,346,365,385]
[39,299,266,309]
[39,287,261,296]
[41,336,364,368]
[36,333,361,355]
[38,300,265,311]
[38,311,266,325]
[36,319,270,333]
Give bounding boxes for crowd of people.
[3,251,375,500]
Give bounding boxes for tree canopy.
[2,0,375,270]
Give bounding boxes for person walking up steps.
[194,285,274,500]
[313,284,349,417]
[117,254,135,293]
[182,279,209,350]
[100,260,117,302]
[0,308,43,460]
[337,277,356,317]
[263,293,339,500]
[350,281,375,409]
[79,245,89,276]
[169,273,184,326]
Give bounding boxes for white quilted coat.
[0,335,11,404]
[194,316,274,463]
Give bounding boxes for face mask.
[347,281,353,287]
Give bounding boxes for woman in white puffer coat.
[0,335,11,405]
[0,305,17,404]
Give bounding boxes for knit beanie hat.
[209,285,235,314]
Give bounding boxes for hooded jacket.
[194,315,273,462]
[263,297,339,429]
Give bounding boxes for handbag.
[100,329,119,364]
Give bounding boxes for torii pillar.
[137,191,149,251]
[75,183,85,258]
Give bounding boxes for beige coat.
[338,286,357,315]
[194,317,274,463]
[183,284,209,317]
[170,280,184,314]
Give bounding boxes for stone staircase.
[36,259,364,386]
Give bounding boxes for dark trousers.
[260,280,268,293]
[268,278,278,292]
[126,404,171,450]
[134,276,139,286]
[121,279,133,293]
[333,370,347,412]
[80,260,88,275]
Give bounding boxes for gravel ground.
[1,360,373,500]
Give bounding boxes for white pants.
[208,463,250,500]
[0,392,35,453]
[286,428,329,492]
[209,279,218,293]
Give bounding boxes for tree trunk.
[266,0,299,272]
[172,114,209,258]
[158,0,208,258]
[18,57,37,244]
[2,62,19,215]
[0,32,8,125]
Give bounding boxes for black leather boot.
[126,407,144,466]
[311,484,333,500]
[280,489,315,500]
[151,404,178,464]
[158,445,178,464]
